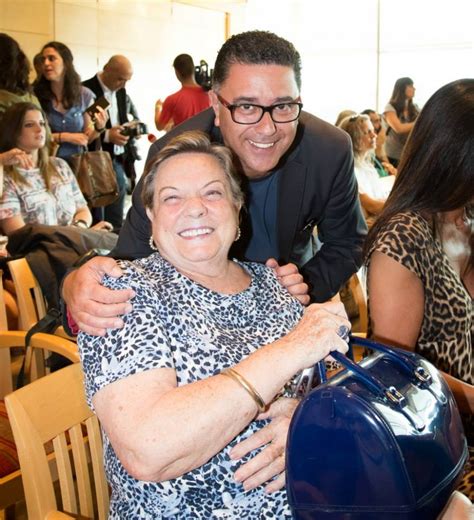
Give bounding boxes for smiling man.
[62,30,366,335]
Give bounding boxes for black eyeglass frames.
[216,94,303,125]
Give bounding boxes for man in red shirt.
[155,54,210,132]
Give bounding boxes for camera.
[195,60,213,91]
[120,121,148,138]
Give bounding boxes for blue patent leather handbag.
[286,336,468,520]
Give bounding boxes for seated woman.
[0,102,111,234]
[361,108,396,176]
[339,114,395,226]
[365,79,473,498]
[78,131,351,518]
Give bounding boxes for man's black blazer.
[112,108,367,302]
[82,74,138,158]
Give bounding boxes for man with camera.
[155,53,210,132]
[83,55,142,230]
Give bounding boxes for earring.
[234,226,241,242]
[149,236,158,251]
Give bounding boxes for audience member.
[78,130,351,517]
[83,55,140,230]
[155,54,210,132]
[383,77,419,166]
[0,102,112,234]
[334,109,356,127]
[365,79,473,497]
[361,108,394,173]
[34,41,107,163]
[32,52,43,85]
[63,30,367,335]
[0,33,41,115]
[339,114,395,226]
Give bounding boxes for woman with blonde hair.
[339,114,395,226]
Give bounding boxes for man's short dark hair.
[173,54,195,79]
[212,31,302,91]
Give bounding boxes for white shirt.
[354,159,394,200]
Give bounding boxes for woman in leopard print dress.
[78,132,351,519]
[365,79,473,500]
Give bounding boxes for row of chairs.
[0,261,109,519]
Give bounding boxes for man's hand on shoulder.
[266,258,310,306]
[62,257,135,336]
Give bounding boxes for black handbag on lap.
[286,336,468,520]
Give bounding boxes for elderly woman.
[339,114,395,226]
[0,102,111,234]
[365,79,473,498]
[78,131,350,518]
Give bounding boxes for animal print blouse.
[79,254,304,519]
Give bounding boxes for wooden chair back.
[7,258,46,331]
[5,363,109,519]
[0,270,80,514]
[8,258,75,343]
[0,271,13,398]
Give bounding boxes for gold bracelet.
[221,367,267,413]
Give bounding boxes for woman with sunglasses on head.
[383,77,419,167]
[34,41,107,163]
[339,114,395,227]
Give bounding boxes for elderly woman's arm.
[91,302,349,483]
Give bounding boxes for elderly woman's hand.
[266,258,310,306]
[230,397,297,493]
[284,301,350,369]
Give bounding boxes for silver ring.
[337,325,350,342]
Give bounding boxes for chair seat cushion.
[0,399,19,477]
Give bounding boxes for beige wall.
[0,0,230,173]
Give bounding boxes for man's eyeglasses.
[216,94,303,125]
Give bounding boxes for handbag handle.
[320,335,434,388]
[321,349,429,430]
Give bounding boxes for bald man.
[83,55,140,230]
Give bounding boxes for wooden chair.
[0,273,80,517]
[8,257,75,341]
[5,363,109,519]
[0,332,79,518]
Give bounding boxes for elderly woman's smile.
[178,226,214,239]
[146,152,240,272]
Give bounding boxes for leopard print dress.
[367,211,473,499]
[79,253,304,519]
